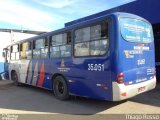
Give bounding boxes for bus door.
[19,42,30,83]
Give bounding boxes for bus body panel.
[112,77,156,101]
[10,56,112,100]
[118,17,155,84]
[112,15,156,101]
[67,56,112,100]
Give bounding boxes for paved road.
[0,80,159,119]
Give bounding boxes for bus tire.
[11,71,21,86]
[53,76,69,100]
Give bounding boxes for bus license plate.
[138,86,145,93]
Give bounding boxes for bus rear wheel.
[53,76,69,100]
[11,71,20,86]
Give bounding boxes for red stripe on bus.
[37,63,45,87]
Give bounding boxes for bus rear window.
[120,18,153,43]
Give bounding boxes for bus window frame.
[49,31,72,58]
[5,46,11,62]
[20,41,33,60]
[32,37,49,59]
[119,17,153,44]
[3,47,10,62]
[73,19,110,58]
[10,44,19,61]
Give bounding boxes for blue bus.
[3,12,156,101]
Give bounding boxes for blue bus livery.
[3,12,156,101]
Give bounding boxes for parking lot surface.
[0,80,159,115]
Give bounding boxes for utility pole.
[10,29,14,44]
[21,25,23,33]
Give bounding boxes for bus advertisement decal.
[58,59,70,72]
[25,61,33,84]
[147,68,154,75]
[31,62,38,85]
[37,63,45,87]
[133,46,150,51]
[25,61,32,84]
[137,59,146,65]
[124,50,143,58]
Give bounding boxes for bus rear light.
[117,73,124,84]
[121,92,126,97]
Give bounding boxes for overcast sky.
[0,0,135,32]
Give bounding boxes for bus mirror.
[2,52,5,58]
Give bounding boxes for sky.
[0,0,135,63]
[0,0,136,32]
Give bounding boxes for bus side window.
[90,22,109,55]
[10,46,14,60]
[6,47,10,62]
[74,21,109,57]
[11,44,19,60]
[67,32,71,44]
[50,46,60,58]
[33,39,41,59]
[101,22,108,38]
[75,42,89,56]
[33,38,48,59]
[50,32,71,58]
[20,42,32,59]
[26,41,32,59]
[91,25,101,40]
[20,42,27,59]
[74,27,90,56]
[41,38,49,58]
[61,32,71,57]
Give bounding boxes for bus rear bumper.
[112,76,156,101]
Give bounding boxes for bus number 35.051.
[88,64,105,71]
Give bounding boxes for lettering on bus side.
[58,59,70,72]
[88,64,104,71]
[137,59,145,65]
[124,50,143,58]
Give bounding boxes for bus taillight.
[117,73,124,84]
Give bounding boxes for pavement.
[0,80,159,120]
